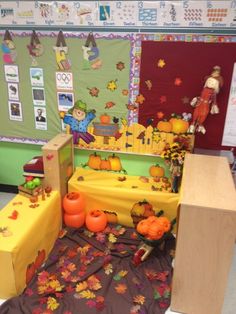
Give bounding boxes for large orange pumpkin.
[63,192,85,215]
[136,220,149,235]
[169,118,189,134]
[85,210,108,232]
[88,152,102,170]
[157,120,172,133]
[64,211,86,228]
[149,164,165,177]
[108,154,122,171]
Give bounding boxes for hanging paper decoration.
[82,32,102,70]
[27,30,44,66]
[53,30,71,71]
[1,30,17,64]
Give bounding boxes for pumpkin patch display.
[169,117,189,134]
[85,209,108,232]
[157,120,172,133]
[149,164,165,178]
[100,158,111,171]
[130,200,155,227]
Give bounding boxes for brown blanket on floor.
[0,225,175,314]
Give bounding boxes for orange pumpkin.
[63,192,85,215]
[157,217,171,232]
[108,154,122,172]
[147,223,164,240]
[100,158,111,170]
[149,164,165,178]
[85,210,108,232]
[100,113,111,124]
[64,211,86,228]
[157,120,172,133]
[137,220,149,235]
[88,152,102,170]
[169,118,189,134]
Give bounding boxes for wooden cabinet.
[171,154,236,314]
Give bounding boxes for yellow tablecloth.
[0,191,61,299]
[68,168,179,227]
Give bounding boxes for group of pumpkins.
[86,152,124,172]
[63,191,108,232]
[157,116,189,134]
[136,215,171,241]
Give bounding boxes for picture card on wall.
[7,83,19,101]
[34,106,47,130]
[4,65,19,83]
[8,101,23,121]
[55,71,73,90]
[32,87,46,106]
[30,68,44,87]
[57,91,74,111]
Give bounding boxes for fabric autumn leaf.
[76,290,96,299]
[76,281,88,292]
[133,294,146,305]
[115,283,127,294]
[46,297,60,311]
[87,275,102,291]
[113,270,128,281]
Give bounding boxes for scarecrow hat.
[68,100,87,114]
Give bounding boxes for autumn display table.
[0,191,61,299]
[68,167,179,227]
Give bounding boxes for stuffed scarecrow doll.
[189,65,223,134]
[63,100,96,144]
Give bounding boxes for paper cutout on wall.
[27,30,44,66]
[1,30,17,64]
[82,32,102,70]
[53,30,71,71]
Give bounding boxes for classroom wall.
[0,141,168,186]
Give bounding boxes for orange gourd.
[85,210,108,232]
[149,164,165,178]
[63,192,85,215]
[64,211,86,228]
[136,220,149,235]
[157,120,172,133]
[100,158,111,171]
[108,154,122,172]
[157,217,171,232]
[88,152,102,170]
[147,223,164,240]
[100,113,111,124]
[169,118,189,134]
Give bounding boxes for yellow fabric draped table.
[0,191,61,299]
[68,167,179,227]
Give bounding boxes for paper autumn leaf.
[108,233,117,243]
[115,283,127,294]
[87,275,102,291]
[135,94,145,105]
[133,294,146,305]
[76,281,88,292]
[104,263,113,275]
[46,297,60,311]
[157,59,165,68]
[78,289,96,299]
[107,80,118,91]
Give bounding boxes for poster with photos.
[7,83,19,101]
[8,101,23,121]
[4,65,19,83]
[32,87,46,106]
[34,106,47,130]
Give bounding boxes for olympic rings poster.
[56,72,73,90]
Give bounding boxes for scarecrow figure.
[63,100,96,144]
[170,156,183,193]
[188,66,223,134]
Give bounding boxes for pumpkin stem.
[81,162,88,168]
[121,168,127,174]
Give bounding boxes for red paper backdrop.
[138,41,236,150]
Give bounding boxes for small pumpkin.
[169,117,189,134]
[100,158,111,171]
[100,113,111,124]
[137,220,149,235]
[64,211,86,228]
[63,192,85,215]
[157,217,171,233]
[157,120,172,133]
[85,210,108,232]
[108,154,122,172]
[149,164,165,178]
[147,223,164,240]
[88,152,102,170]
